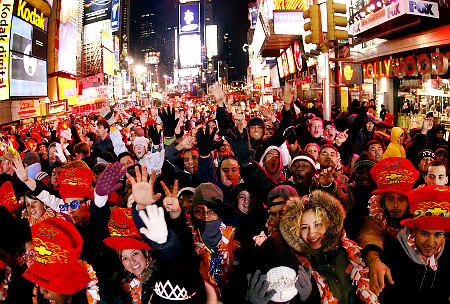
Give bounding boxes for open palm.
[126,165,161,209]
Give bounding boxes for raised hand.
[282,83,294,110]
[316,165,341,186]
[210,84,226,107]
[158,106,179,138]
[126,165,162,210]
[246,270,276,304]
[295,266,312,301]
[226,127,255,165]
[95,162,126,196]
[335,129,349,146]
[160,180,181,219]
[148,124,162,146]
[196,125,218,157]
[421,117,433,134]
[11,155,28,182]
[176,135,196,151]
[139,205,168,244]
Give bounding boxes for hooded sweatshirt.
[382,127,406,159]
[259,146,286,182]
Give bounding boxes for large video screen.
[9,51,47,97]
[10,16,47,60]
[179,34,201,67]
[84,0,112,26]
[59,0,78,74]
[179,3,200,34]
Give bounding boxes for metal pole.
[324,51,331,120]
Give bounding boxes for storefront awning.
[261,34,302,57]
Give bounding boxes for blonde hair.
[292,205,330,239]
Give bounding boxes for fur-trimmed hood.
[280,190,346,256]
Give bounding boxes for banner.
[0,0,14,100]
[111,0,120,31]
[84,0,112,26]
[11,99,41,120]
[49,101,68,114]
[13,0,47,31]
[58,77,77,105]
[179,3,200,34]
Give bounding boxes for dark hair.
[366,140,383,151]
[428,160,447,172]
[319,144,337,154]
[74,142,90,156]
[97,119,110,133]
[368,105,376,111]
[85,132,98,143]
[118,151,135,162]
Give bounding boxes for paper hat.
[58,167,94,200]
[103,208,152,250]
[401,185,450,231]
[23,218,90,294]
[0,181,21,212]
[24,139,37,151]
[370,157,418,196]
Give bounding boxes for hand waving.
[126,165,162,210]
[246,270,276,304]
[295,266,312,301]
[196,125,218,157]
[139,205,168,244]
[226,127,255,165]
[95,162,126,196]
[160,180,181,219]
[148,124,162,146]
[158,106,179,138]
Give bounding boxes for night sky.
[130,0,251,81]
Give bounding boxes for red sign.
[49,101,68,114]
[293,41,302,71]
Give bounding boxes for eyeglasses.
[59,199,88,212]
[18,249,35,266]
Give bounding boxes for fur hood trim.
[280,190,346,256]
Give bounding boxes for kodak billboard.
[0,0,14,100]
[13,0,47,31]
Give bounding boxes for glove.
[148,124,162,146]
[158,106,179,138]
[99,106,115,125]
[295,266,312,302]
[225,127,255,165]
[95,162,126,196]
[196,125,217,157]
[53,143,67,163]
[283,126,297,145]
[139,205,168,244]
[246,270,276,304]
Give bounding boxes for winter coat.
[382,127,406,159]
[381,228,450,304]
[259,146,286,182]
[280,191,378,304]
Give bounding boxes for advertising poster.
[58,77,77,105]
[114,35,119,70]
[10,17,47,60]
[103,49,113,75]
[11,99,41,120]
[84,0,112,26]
[205,25,217,58]
[179,3,200,34]
[179,34,201,67]
[0,0,14,100]
[13,0,48,31]
[286,46,296,75]
[111,0,120,32]
[277,56,285,78]
[9,50,47,97]
[274,0,309,10]
[145,52,160,65]
[58,0,78,74]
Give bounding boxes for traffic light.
[303,5,323,45]
[326,0,348,41]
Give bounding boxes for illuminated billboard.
[274,0,309,10]
[111,0,120,31]
[59,0,78,74]
[273,11,304,35]
[179,34,201,67]
[205,25,218,58]
[11,100,41,121]
[0,0,15,100]
[179,3,200,34]
[13,0,48,31]
[58,77,77,105]
[10,17,47,60]
[84,0,112,25]
[277,56,285,78]
[103,49,113,75]
[9,51,47,97]
[281,52,289,77]
[286,46,296,74]
[145,52,160,65]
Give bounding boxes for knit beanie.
[190,183,224,215]
[133,136,150,151]
[418,149,436,163]
[353,152,376,173]
[267,185,298,208]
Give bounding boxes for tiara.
[154,280,196,301]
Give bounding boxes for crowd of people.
[0,85,449,304]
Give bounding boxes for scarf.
[123,277,141,304]
[397,227,445,272]
[295,232,379,304]
[201,219,223,249]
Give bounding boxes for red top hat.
[103,208,152,250]
[23,218,90,294]
[24,139,36,151]
[401,185,450,231]
[370,157,418,197]
[0,181,21,212]
[58,167,94,201]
